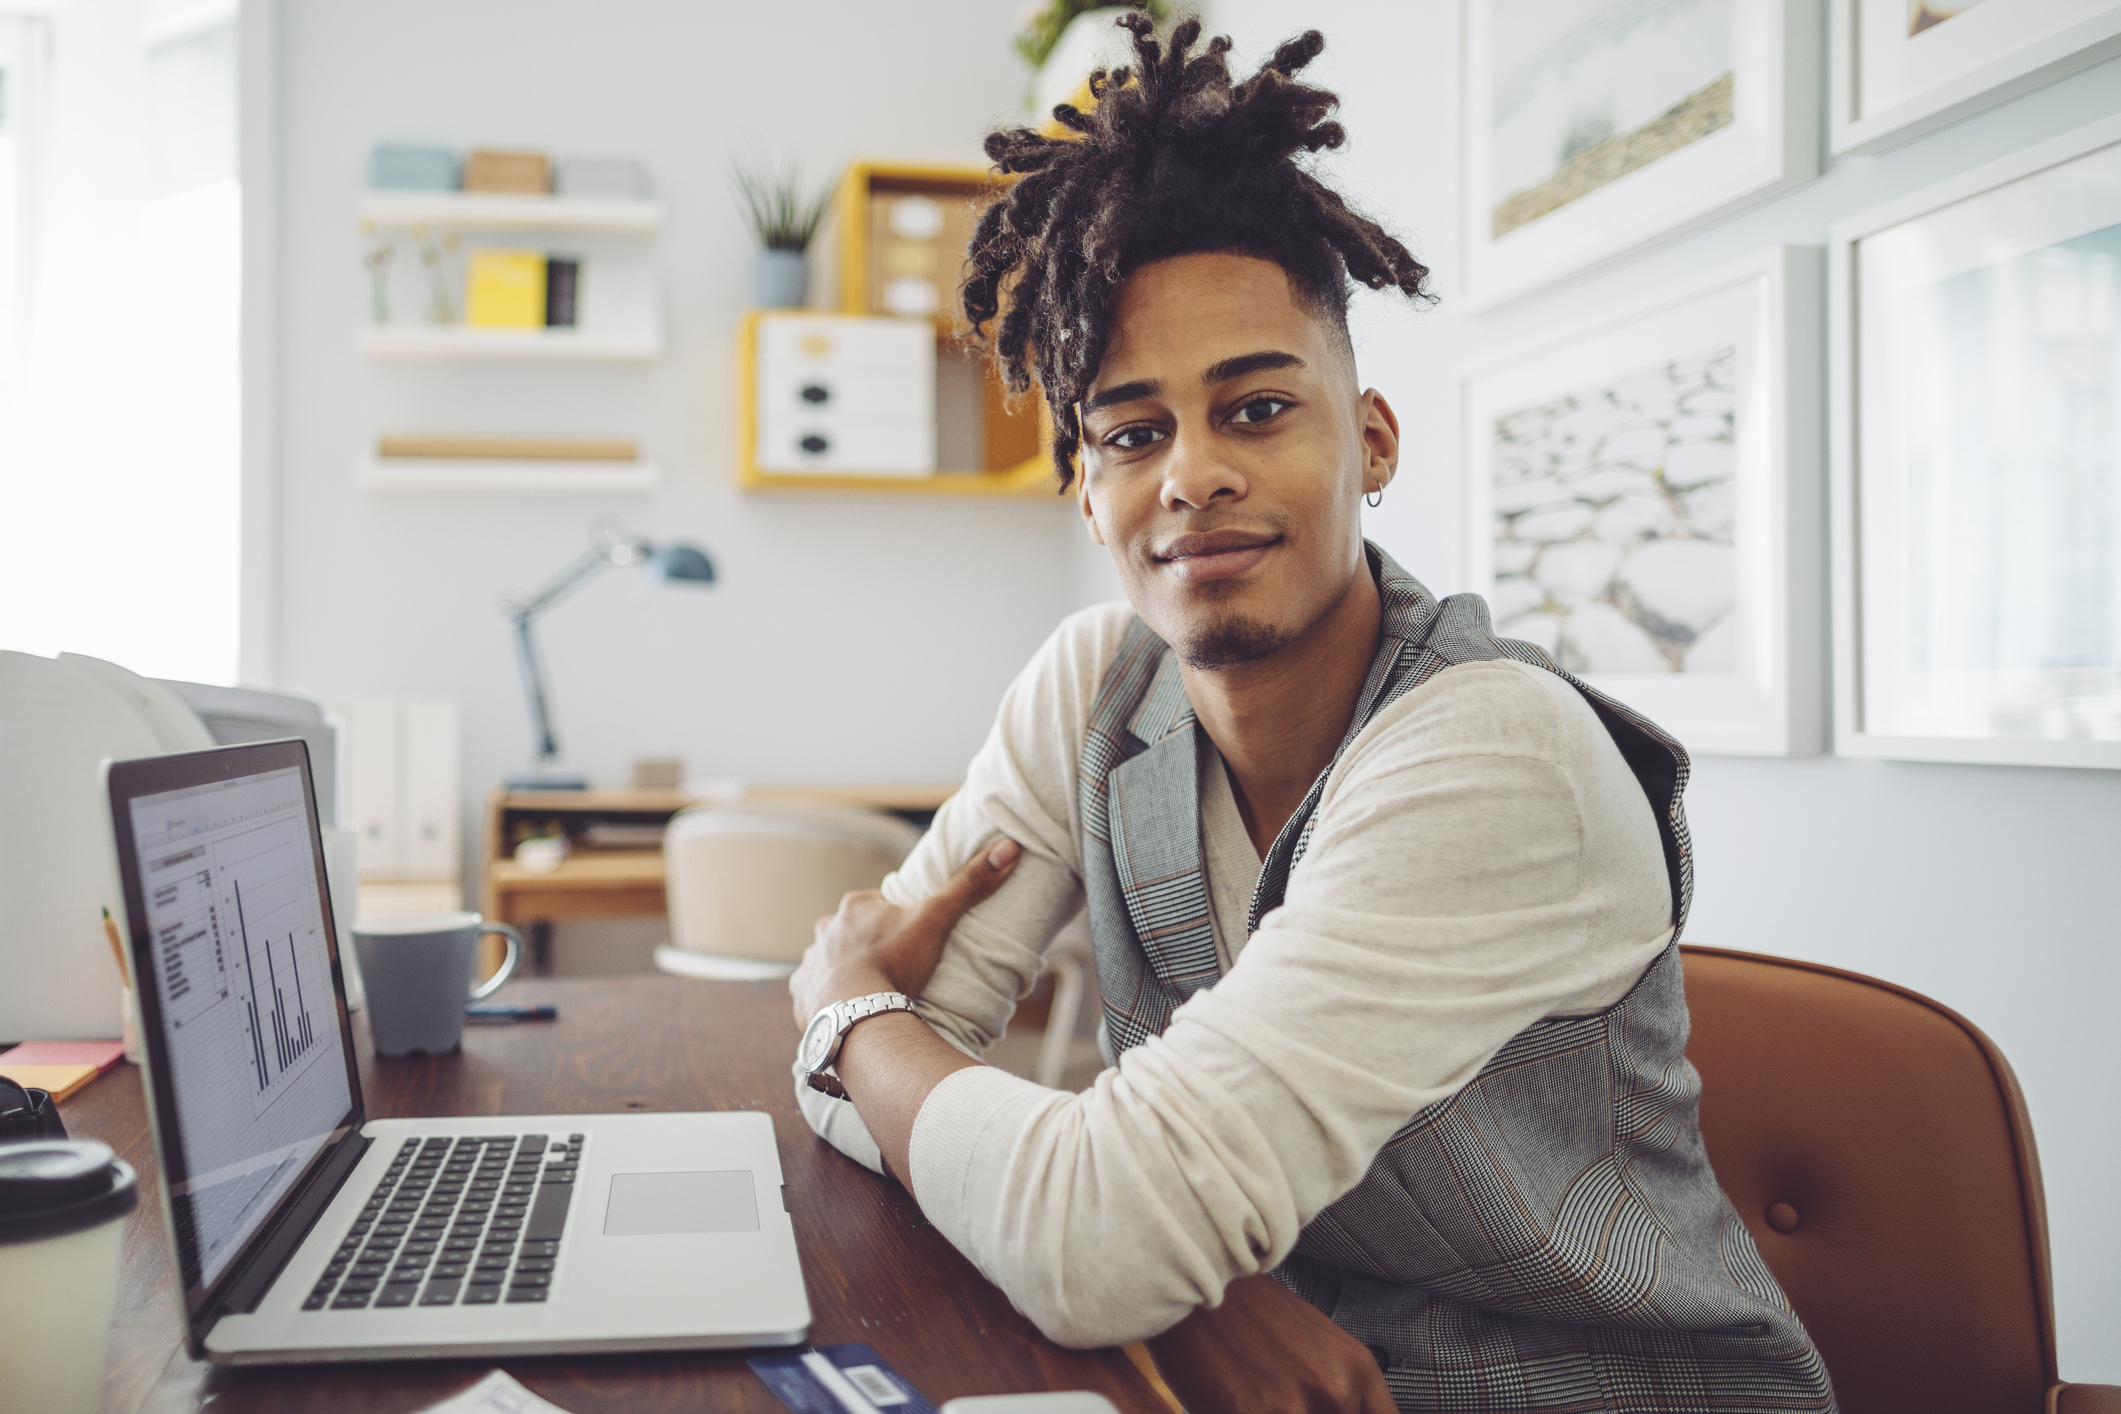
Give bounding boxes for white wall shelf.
[359,326,663,361]
[357,191,664,231]
[359,458,663,493]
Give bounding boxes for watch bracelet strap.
[842,991,916,1026]
[805,992,916,1102]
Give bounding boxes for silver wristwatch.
[798,991,916,1098]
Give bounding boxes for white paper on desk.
[420,1370,575,1414]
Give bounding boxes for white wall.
[1207,0,2121,1382]
[263,0,2120,1381]
[266,0,1078,819]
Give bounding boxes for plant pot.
[749,249,809,309]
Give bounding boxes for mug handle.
[470,923,523,1001]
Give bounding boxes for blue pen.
[464,1003,559,1022]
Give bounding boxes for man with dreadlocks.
[787,16,1833,1414]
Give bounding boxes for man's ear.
[1078,475,1106,545]
[1360,389,1401,496]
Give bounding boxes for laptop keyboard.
[302,1132,581,1311]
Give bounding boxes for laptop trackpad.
[603,1170,760,1236]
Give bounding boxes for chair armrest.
[2050,1383,2121,1414]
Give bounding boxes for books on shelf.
[376,434,636,461]
[545,258,579,327]
[369,142,458,191]
[358,145,653,359]
[465,249,547,329]
[463,148,551,194]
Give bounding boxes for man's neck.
[1179,552,1384,859]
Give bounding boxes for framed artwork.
[1462,247,1824,756]
[1457,0,1819,310]
[1831,114,2121,768]
[1829,0,2121,155]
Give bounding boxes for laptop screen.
[116,745,359,1298]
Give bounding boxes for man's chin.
[1177,614,1290,671]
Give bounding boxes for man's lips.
[1155,530,1281,583]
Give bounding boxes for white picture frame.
[1830,113,2121,769]
[1829,0,2121,156]
[1457,0,1820,311]
[1461,246,1824,757]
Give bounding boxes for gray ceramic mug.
[351,912,522,1056]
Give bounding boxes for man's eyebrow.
[1082,379,1162,414]
[1202,350,1306,385]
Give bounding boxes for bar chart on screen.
[128,761,357,1287]
[134,768,337,1123]
[221,837,332,1113]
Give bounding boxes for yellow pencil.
[101,907,130,984]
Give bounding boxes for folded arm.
[792,606,1128,1172]
[903,665,1674,1348]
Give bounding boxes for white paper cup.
[0,1141,139,1414]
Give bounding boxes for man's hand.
[1148,1275,1396,1414]
[789,838,1022,1029]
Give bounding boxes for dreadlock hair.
[964,13,1433,492]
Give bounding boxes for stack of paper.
[0,1039,126,1101]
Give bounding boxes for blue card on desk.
[749,1342,939,1414]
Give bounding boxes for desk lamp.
[503,525,716,790]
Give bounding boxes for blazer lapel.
[1107,653,1221,997]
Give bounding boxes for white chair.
[654,803,924,981]
[657,802,1095,1088]
[1035,916,1095,1091]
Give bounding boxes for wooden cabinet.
[479,783,956,973]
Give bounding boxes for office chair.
[655,803,925,981]
[1679,945,2121,1414]
[656,802,1091,1088]
[1034,916,1094,1090]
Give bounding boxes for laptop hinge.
[203,1129,373,1333]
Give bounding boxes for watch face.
[799,1009,837,1070]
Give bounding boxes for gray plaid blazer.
[1078,543,1833,1413]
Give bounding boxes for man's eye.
[1230,397,1290,425]
[1107,425,1167,450]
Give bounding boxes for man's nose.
[1159,427,1247,511]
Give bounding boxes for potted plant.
[1015,1,1169,118]
[730,153,835,309]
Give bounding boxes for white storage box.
[754,314,935,476]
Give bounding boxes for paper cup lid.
[0,1140,138,1243]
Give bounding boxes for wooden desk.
[62,975,1162,1414]
[482,785,957,973]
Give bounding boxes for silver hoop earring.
[1365,488,1384,508]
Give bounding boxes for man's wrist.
[801,994,921,1100]
[795,965,897,1026]
[802,988,915,1073]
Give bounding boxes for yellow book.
[465,249,547,329]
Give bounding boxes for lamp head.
[648,542,716,585]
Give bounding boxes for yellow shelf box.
[734,160,1058,497]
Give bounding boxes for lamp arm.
[499,531,659,770]
[511,612,561,766]
[507,541,637,621]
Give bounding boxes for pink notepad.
[0,1040,126,1073]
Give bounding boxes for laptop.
[104,738,811,1364]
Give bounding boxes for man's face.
[1076,252,1398,670]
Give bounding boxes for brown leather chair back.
[1679,945,2059,1414]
